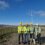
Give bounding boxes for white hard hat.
[36,23,38,25]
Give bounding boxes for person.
[37,27,41,44]
[34,24,41,44]
[23,23,30,44]
[29,22,35,44]
[18,22,23,44]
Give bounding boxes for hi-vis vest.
[30,27,34,34]
[23,26,26,33]
[18,26,23,33]
[23,26,30,33]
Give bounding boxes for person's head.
[36,23,38,27]
[26,23,28,27]
[36,23,39,27]
[30,22,33,27]
[20,22,22,26]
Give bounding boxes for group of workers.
[18,22,41,45]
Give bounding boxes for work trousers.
[18,33,23,43]
[23,33,30,44]
[37,33,41,44]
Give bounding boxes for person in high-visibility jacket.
[23,23,30,44]
[29,23,35,44]
[18,22,23,44]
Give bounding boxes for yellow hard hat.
[20,22,22,25]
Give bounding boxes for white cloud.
[33,11,45,16]
[0,1,9,9]
[27,10,45,16]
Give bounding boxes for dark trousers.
[37,33,41,44]
[18,33,23,43]
[30,33,34,40]
[30,34,33,38]
[30,33,34,43]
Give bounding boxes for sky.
[0,0,45,25]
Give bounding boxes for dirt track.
[0,33,45,45]
[2,33,18,45]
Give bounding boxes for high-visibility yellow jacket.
[30,27,34,34]
[23,26,26,33]
[18,26,23,33]
[23,26,30,33]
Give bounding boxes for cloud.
[0,1,9,9]
[33,11,45,16]
[27,10,45,16]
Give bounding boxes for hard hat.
[36,23,38,25]
[30,22,32,25]
[36,23,39,27]
[20,22,22,25]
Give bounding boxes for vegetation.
[0,25,45,44]
[0,26,18,44]
[0,26,17,36]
